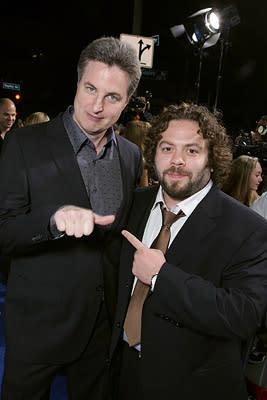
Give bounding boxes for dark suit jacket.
[0,114,142,364]
[110,184,267,400]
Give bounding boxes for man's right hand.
[54,206,115,238]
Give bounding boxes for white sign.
[120,33,154,69]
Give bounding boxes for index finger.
[121,230,146,250]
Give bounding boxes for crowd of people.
[0,35,267,400]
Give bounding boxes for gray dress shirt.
[50,106,123,237]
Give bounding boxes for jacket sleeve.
[0,132,58,255]
[151,225,267,340]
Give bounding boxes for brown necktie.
[123,204,185,347]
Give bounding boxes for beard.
[157,165,211,201]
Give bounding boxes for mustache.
[163,167,191,177]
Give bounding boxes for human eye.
[187,148,198,155]
[107,94,120,103]
[161,145,173,152]
[85,85,95,94]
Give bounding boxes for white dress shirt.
[250,191,267,219]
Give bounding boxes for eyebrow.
[159,140,203,149]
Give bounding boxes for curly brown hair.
[144,102,233,187]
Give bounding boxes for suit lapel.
[111,136,141,230]
[166,185,221,267]
[45,115,91,207]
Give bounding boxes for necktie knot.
[161,205,185,229]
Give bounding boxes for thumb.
[94,213,115,226]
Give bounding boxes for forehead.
[160,119,203,142]
[81,60,129,93]
[255,161,262,170]
[0,103,16,114]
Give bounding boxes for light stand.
[213,5,240,111]
[170,5,240,107]
[213,33,229,112]
[194,48,204,104]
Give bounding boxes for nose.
[170,149,185,166]
[92,96,104,113]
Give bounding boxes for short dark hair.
[77,36,141,98]
[144,102,232,187]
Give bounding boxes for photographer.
[119,95,152,127]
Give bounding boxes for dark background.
[1,0,266,136]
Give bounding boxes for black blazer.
[110,184,267,400]
[0,114,142,363]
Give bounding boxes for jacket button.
[116,322,121,328]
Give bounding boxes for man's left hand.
[122,230,165,285]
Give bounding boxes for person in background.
[24,111,50,126]
[0,36,142,400]
[13,118,24,129]
[221,155,262,206]
[110,103,267,400]
[0,98,16,150]
[0,98,16,285]
[122,119,151,186]
[251,190,267,218]
[119,95,152,127]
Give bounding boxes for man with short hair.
[0,36,142,400]
[0,98,16,150]
[110,103,267,400]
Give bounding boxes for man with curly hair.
[110,103,267,400]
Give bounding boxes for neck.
[162,192,181,210]
[0,130,8,140]
[86,131,108,154]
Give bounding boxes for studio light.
[170,5,240,107]
[184,8,221,49]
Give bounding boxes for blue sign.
[2,82,21,91]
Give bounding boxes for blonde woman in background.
[123,119,151,186]
[24,111,50,126]
[222,154,263,206]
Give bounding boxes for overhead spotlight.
[170,8,221,49]
[184,8,221,49]
[170,5,240,107]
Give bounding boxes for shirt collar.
[63,105,117,154]
[152,180,213,216]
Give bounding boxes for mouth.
[86,112,104,122]
[165,168,190,180]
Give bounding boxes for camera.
[257,124,267,137]
[128,96,146,110]
[236,130,252,146]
